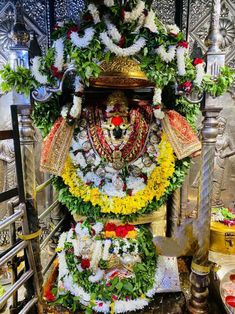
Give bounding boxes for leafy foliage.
[0,65,39,96]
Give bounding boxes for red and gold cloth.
[40,117,75,176]
[162,110,201,160]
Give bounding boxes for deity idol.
[40,58,201,312]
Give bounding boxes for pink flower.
[112,295,118,301]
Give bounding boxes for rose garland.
[61,133,175,215]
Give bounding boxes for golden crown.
[90,57,153,89]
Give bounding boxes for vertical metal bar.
[8,202,18,309]
[188,1,225,313]
[185,0,191,42]
[11,105,25,203]
[175,0,184,30]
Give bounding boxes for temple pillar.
[188,0,225,313]
[9,0,43,300]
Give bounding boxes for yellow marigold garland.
[61,133,175,215]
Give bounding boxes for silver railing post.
[10,0,43,299]
[188,0,225,313]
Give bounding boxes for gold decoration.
[210,221,235,255]
[73,205,167,237]
[90,57,153,88]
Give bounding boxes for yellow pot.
[210,222,235,255]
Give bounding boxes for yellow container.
[210,221,235,255]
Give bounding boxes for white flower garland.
[75,222,89,237]
[102,239,112,261]
[154,109,165,120]
[176,46,187,76]
[114,299,149,313]
[124,1,145,23]
[194,63,205,86]
[53,38,64,71]
[88,268,105,283]
[31,57,48,84]
[144,10,158,33]
[100,32,146,56]
[156,45,176,63]
[105,19,121,42]
[61,106,69,119]
[88,3,100,24]
[70,95,82,119]
[93,222,104,235]
[90,240,103,270]
[153,87,162,105]
[104,0,114,7]
[70,27,95,48]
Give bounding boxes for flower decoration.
[54,222,158,313]
[178,81,193,94]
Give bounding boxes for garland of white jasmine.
[52,222,160,313]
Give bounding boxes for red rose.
[178,41,189,49]
[116,226,128,238]
[111,116,124,126]
[44,289,56,302]
[67,25,79,39]
[193,58,204,66]
[50,66,63,80]
[112,295,118,301]
[81,258,90,269]
[105,223,117,232]
[178,81,193,94]
[118,36,126,48]
[124,224,135,231]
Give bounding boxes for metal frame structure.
[0,105,41,313]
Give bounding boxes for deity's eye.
[120,123,129,130]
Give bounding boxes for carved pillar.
[188,1,225,313]
[10,0,43,299]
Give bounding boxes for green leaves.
[202,66,235,97]
[0,65,39,96]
